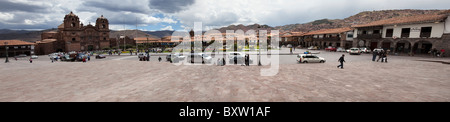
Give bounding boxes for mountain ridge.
[1,9,449,42]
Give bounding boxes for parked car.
[349,48,362,55]
[360,47,371,53]
[31,55,39,59]
[307,46,319,50]
[61,55,75,61]
[227,52,253,64]
[166,53,186,63]
[49,55,59,61]
[346,49,351,53]
[17,54,27,57]
[325,46,337,52]
[95,54,106,59]
[373,48,384,53]
[297,54,326,63]
[76,53,88,61]
[336,47,346,52]
[187,53,213,64]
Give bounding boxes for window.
[71,23,75,27]
[420,27,432,38]
[72,38,76,41]
[401,28,410,38]
[386,29,393,37]
[347,33,353,38]
[362,30,367,34]
[373,30,380,34]
[102,24,106,28]
[104,38,107,40]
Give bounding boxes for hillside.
[1,9,449,42]
[215,24,274,33]
[110,30,159,39]
[274,9,449,32]
[0,28,58,42]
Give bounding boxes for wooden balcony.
[357,34,382,39]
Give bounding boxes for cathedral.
[38,11,110,54]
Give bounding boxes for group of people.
[216,54,251,66]
[430,48,446,57]
[373,50,388,63]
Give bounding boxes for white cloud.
[1,0,450,30]
[160,25,174,31]
[0,12,14,21]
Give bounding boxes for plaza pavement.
[0,48,449,102]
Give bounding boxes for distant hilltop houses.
[1,11,450,57]
[281,12,450,56]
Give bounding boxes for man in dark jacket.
[337,54,345,69]
[372,51,377,61]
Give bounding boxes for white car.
[349,48,361,55]
[187,53,213,63]
[166,53,186,62]
[360,47,371,53]
[31,55,39,59]
[227,52,253,64]
[307,46,319,50]
[373,48,384,52]
[297,54,326,63]
[138,53,146,58]
[336,47,346,52]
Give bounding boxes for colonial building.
[36,12,110,54]
[303,27,354,49]
[352,13,450,56]
[0,40,35,57]
[281,32,305,47]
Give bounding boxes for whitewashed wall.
[445,15,450,34]
[382,22,445,38]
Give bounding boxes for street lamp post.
[146,35,149,51]
[123,36,126,51]
[4,42,9,63]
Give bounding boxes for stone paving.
[0,49,449,102]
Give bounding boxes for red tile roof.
[304,27,353,35]
[0,40,35,46]
[352,14,448,28]
[36,39,57,44]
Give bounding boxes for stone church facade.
[37,12,110,54]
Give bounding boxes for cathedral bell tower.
[63,11,80,29]
[96,15,109,31]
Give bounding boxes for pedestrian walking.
[376,50,384,62]
[381,51,388,63]
[158,56,162,62]
[51,57,54,63]
[372,51,377,61]
[337,54,345,69]
[431,48,437,57]
[222,58,226,66]
[29,58,32,63]
[245,54,250,66]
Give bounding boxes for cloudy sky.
[0,0,449,31]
